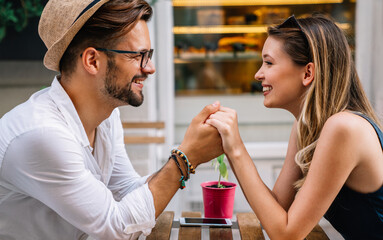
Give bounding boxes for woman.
[206,15,383,239]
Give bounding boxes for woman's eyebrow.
[262,53,273,60]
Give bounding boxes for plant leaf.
[219,161,228,180]
[212,159,218,171]
[222,169,229,180]
[217,154,224,164]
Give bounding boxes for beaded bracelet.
[174,152,190,179]
[171,149,195,174]
[170,155,186,189]
[172,153,190,181]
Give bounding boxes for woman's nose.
[254,68,263,81]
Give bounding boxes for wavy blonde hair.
[268,15,382,189]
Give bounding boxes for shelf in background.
[174,25,267,34]
[174,52,262,63]
[175,88,243,96]
[173,0,343,7]
[173,23,350,34]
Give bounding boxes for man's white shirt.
[0,77,155,240]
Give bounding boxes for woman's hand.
[178,101,224,167]
[205,106,245,158]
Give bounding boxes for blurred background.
[1,0,382,239]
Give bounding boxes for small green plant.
[213,154,228,188]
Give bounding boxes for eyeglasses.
[96,48,154,68]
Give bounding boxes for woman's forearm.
[227,146,298,240]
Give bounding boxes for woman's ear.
[81,47,101,75]
[303,62,315,86]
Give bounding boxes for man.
[0,0,222,239]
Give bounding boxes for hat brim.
[43,0,109,72]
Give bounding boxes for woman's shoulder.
[321,111,382,159]
[324,113,383,193]
[319,111,379,154]
[323,111,374,135]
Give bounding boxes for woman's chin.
[263,100,274,109]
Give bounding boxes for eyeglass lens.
[141,49,153,68]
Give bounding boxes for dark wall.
[0,16,47,60]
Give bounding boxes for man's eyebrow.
[138,48,151,52]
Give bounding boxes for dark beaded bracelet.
[171,149,195,174]
[170,154,186,189]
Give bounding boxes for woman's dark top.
[324,112,383,240]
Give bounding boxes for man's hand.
[178,101,224,168]
[149,101,223,217]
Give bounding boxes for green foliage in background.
[0,0,46,41]
[0,0,158,42]
[213,154,229,188]
[149,0,158,5]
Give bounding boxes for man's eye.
[124,54,141,59]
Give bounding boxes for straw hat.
[38,0,110,72]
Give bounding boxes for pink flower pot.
[201,181,237,219]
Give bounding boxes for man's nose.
[143,58,155,74]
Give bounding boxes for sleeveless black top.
[324,113,383,240]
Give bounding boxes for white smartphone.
[179,217,232,227]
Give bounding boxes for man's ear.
[303,62,315,87]
[81,47,101,75]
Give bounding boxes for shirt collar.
[48,76,91,148]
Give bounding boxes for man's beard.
[104,57,144,107]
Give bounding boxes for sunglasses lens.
[278,15,302,30]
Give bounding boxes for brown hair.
[268,14,382,189]
[59,0,152,74]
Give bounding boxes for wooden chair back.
[122,121,165,144]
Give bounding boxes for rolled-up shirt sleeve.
[1,126,155,240]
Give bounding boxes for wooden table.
[147,211,329,240]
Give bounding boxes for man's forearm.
[148,158,182,218]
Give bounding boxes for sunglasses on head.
[277,15,303,30]
[276,15,312,63]
[277,15,309,44]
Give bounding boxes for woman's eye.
[264,61,272,65]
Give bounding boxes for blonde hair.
[268,15,382,189]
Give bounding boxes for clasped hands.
[178,101,243,168]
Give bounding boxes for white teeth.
[263,86,272,92]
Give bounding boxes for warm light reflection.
[336,23,351,31]
[173,25,268,34]
[173,0,343,7]
[173,23,350,34]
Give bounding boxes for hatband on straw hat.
[39,0,110,72]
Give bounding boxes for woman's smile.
[262,85,273,96]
